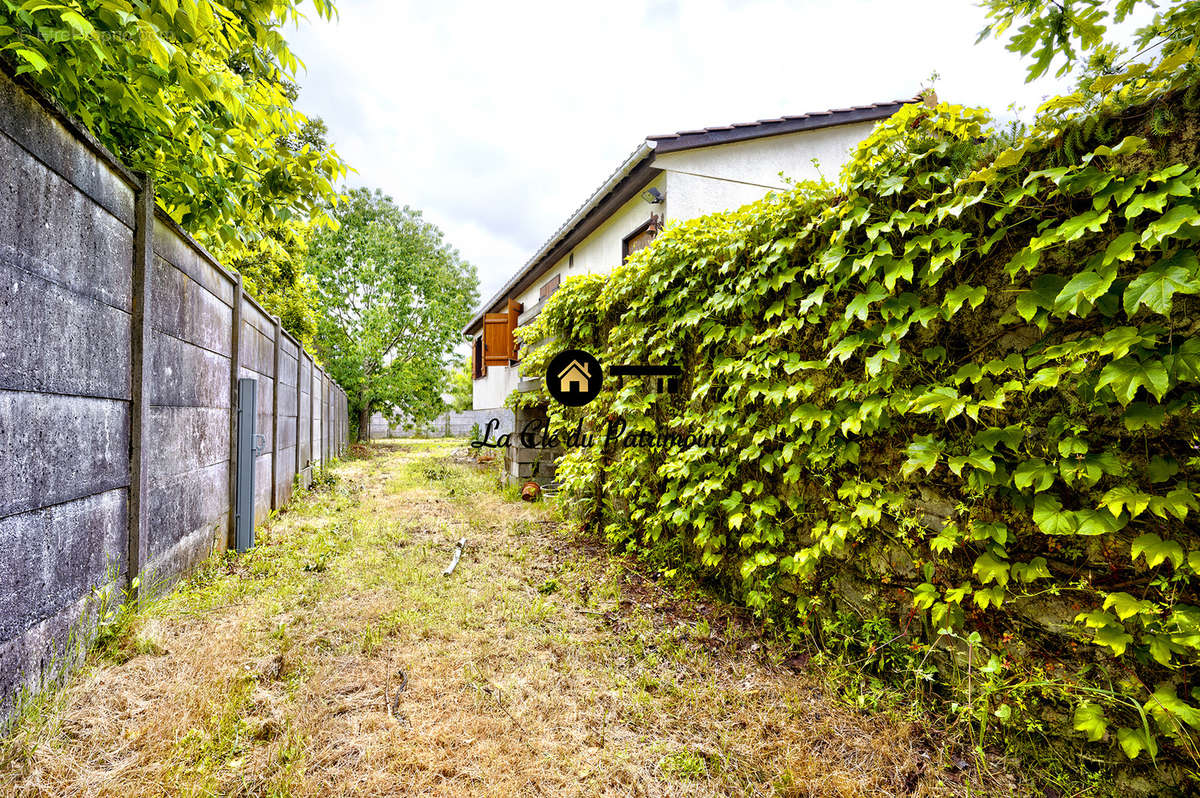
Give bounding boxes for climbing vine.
[517,50,1200,781]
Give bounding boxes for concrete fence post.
[270,315,281,510]
[295,343,302,483]
[127,174,154,599]
[307,355,314,478]
[227,274,243,550]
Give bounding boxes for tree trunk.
[357,402,371,443]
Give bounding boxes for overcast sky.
[287,0,1087,313]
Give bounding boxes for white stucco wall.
[471,120,880,411]
[463,174,670,406]
[473,363,522,410]
[652,121,875,221]
[513,173,669,312]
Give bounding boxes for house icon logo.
[546,349,602,406]
[558,359,592,394]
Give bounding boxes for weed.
[659,748,710,780]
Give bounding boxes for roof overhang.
[463,97,919,337]
[649,99,913,153]
[464,142,657,336]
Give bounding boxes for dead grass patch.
[1,441,1021,797]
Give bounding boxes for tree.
[446,358,474,412]
[0,0,348,335]
[979,0,1200,82]
[307,188,478,441]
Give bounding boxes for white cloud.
[287,0,1106,313]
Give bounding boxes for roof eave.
[463,141,657,336]
[464,96,921,337]
[649,99,916,153]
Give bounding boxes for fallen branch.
[443,537,466,576]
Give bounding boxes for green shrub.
[516,59,1200,784]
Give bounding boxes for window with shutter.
[622,217,660,262]
[482,298,523,366]
[507,298,521,361]
[472,334,486,379]
[482,314,511,366]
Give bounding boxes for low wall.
[369,408,514,439]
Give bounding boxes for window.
[539,273,561,300]
[482,298,522,366]
[622,215,661,262]
[472,334,486,379]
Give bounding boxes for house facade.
[463,98,915,481]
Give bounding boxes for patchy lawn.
[1,441,1018,797]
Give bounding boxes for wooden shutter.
[539,274,560,300]
[482,300,524,365]
[507,299,522,361]
[482,314,511,365]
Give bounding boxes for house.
[558,360,592,395]
[462,97,917,481]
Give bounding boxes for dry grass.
[0,440,1021,797]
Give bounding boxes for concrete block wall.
[275,333,299,508]
[369,407,515,439]
[298,351,313,487]
[0,66,350,723]
[0,63,135,720]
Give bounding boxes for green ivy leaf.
[1147,456,1179,484]
[1165,337,1200,384]
[1096,357,1169,404]
[1103,591,1157,621]
[1147,683,1200,730]
[942,284,987,318]
[973,551,1011,587]
[1073,702,1108,742]
[1076,509,1125,536]
[1131,533,1184,569]
[913,582,939,610]
[1094,623,1135,656]
[1014,459,1055,492]
[1100,486,1151,519]
[1141,205,1200,247]
[1101,231,1140,265]
[1122,250,1199,316]
[1015,274,1068,322]
[1123,403,1165,431]
[973,585,1005,609]
[1054,268,1114,316]
[844,282,888,322]
[1148,485,1199,521]
[901,436,944,477]
[1116,726,1157,760]
[948,449,996,477]
[1011,557,1051,583]
[1057,209,1110,243]
[1147,634,1181,666]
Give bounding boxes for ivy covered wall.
[515,63,1200,790]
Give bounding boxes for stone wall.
[0,66,350,723]
[369,407,514,439]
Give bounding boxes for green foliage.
[518,54,1200,778]
[447,357,474,412]
[307,188,478,441]
[979,0,1200,82]
[0,0,348,338]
